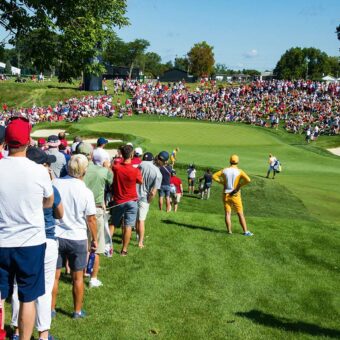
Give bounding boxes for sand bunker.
[31,130,122,144]
[328,147,340,156]
[31,129,67,137]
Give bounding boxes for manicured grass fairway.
[21,116,340,340]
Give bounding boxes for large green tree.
[274,47,338,80]
[0,0,128,81]
[174,57,189,72]
[187,41,215,77]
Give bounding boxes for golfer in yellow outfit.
[212,154,253,236]
[170,147,179,167]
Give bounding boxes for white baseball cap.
[134,147,143,156]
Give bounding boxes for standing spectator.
[46,135,67,178]
[11,146,63,340]
[37,138,48,151]
[52,154,98,318]
[71,136,82,153]
[199,169,213,199]
[76,142,113,288]
[132,147,143,168]
[157,151,172,212]
[136,152,162,248]
[266,153,277,179]
[187,164,196,194]
[170,170,183,212]
[0,118,54,340]
[110,144,142,256]
[212,154,253,236]
[93,137,110,167]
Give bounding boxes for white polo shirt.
[53,176,96,241]
[0,157,53,247]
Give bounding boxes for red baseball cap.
[38,138,46,145]
[59,139,68,148]
[5,118,31,148]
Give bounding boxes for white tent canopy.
[322,75,336,81]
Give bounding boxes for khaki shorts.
[88,207,105,254]
[223,192,243,213]
[137,200,150,221]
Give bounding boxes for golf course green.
[28,115,340,339]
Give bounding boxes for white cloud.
[243,49,258,58]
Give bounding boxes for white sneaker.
[89,278,103,288]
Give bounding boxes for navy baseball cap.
[27,146,56,165]
[97,137,108,146]
[158,151,169,162]
[143,152,154,161]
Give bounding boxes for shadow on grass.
[236,310,340,338]
[182,193,202,199]
[47,85,78,90]
[162,219,224,234]
[55,307,74,318]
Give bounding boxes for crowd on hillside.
[0,79,339,136]
[130,79,340,136]
[0,118,193,339]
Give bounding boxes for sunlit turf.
[3,111,340,339]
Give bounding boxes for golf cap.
[158,151,169,162]
[38,138,46,146]
[75,142,93,156]
[230,154,239,164]
[134,147,143,156]
[47,135,60,147]
[171,169,176,175]
[97,137,108,146]
[126,142,133,147]
[143,152,154,161]
[5,117,31,148]
[27,146,56,165]
[0,125,5,144]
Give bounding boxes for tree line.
[0,1,339,81]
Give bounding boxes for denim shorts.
[158,185,171,197]
[109,200,138,228]
[0,244,46,302]
[56,238,87,272]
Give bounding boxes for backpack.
[273,160,282,173]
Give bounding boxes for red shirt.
[112,162,142,204]
[131,156,142,168]
[170,176,182,193]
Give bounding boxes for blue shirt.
[43,186,61,239]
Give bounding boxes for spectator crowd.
[0,117,190,340]
[0,79,339,139]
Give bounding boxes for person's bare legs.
[71,271,84,313]
[159,196,164,211]
[225,211,232,234]
[237,212,248,233]
[18,301,35,340]
[137,220,145,248]
[51,269,61,312]
[91,254,100,279]
[109,224,115,238]
[165,196,171,212]
[121,226,132,253]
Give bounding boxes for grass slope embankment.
[2,88,339,339]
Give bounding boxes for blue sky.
[118,0,340,71]
[0,0,338,71]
